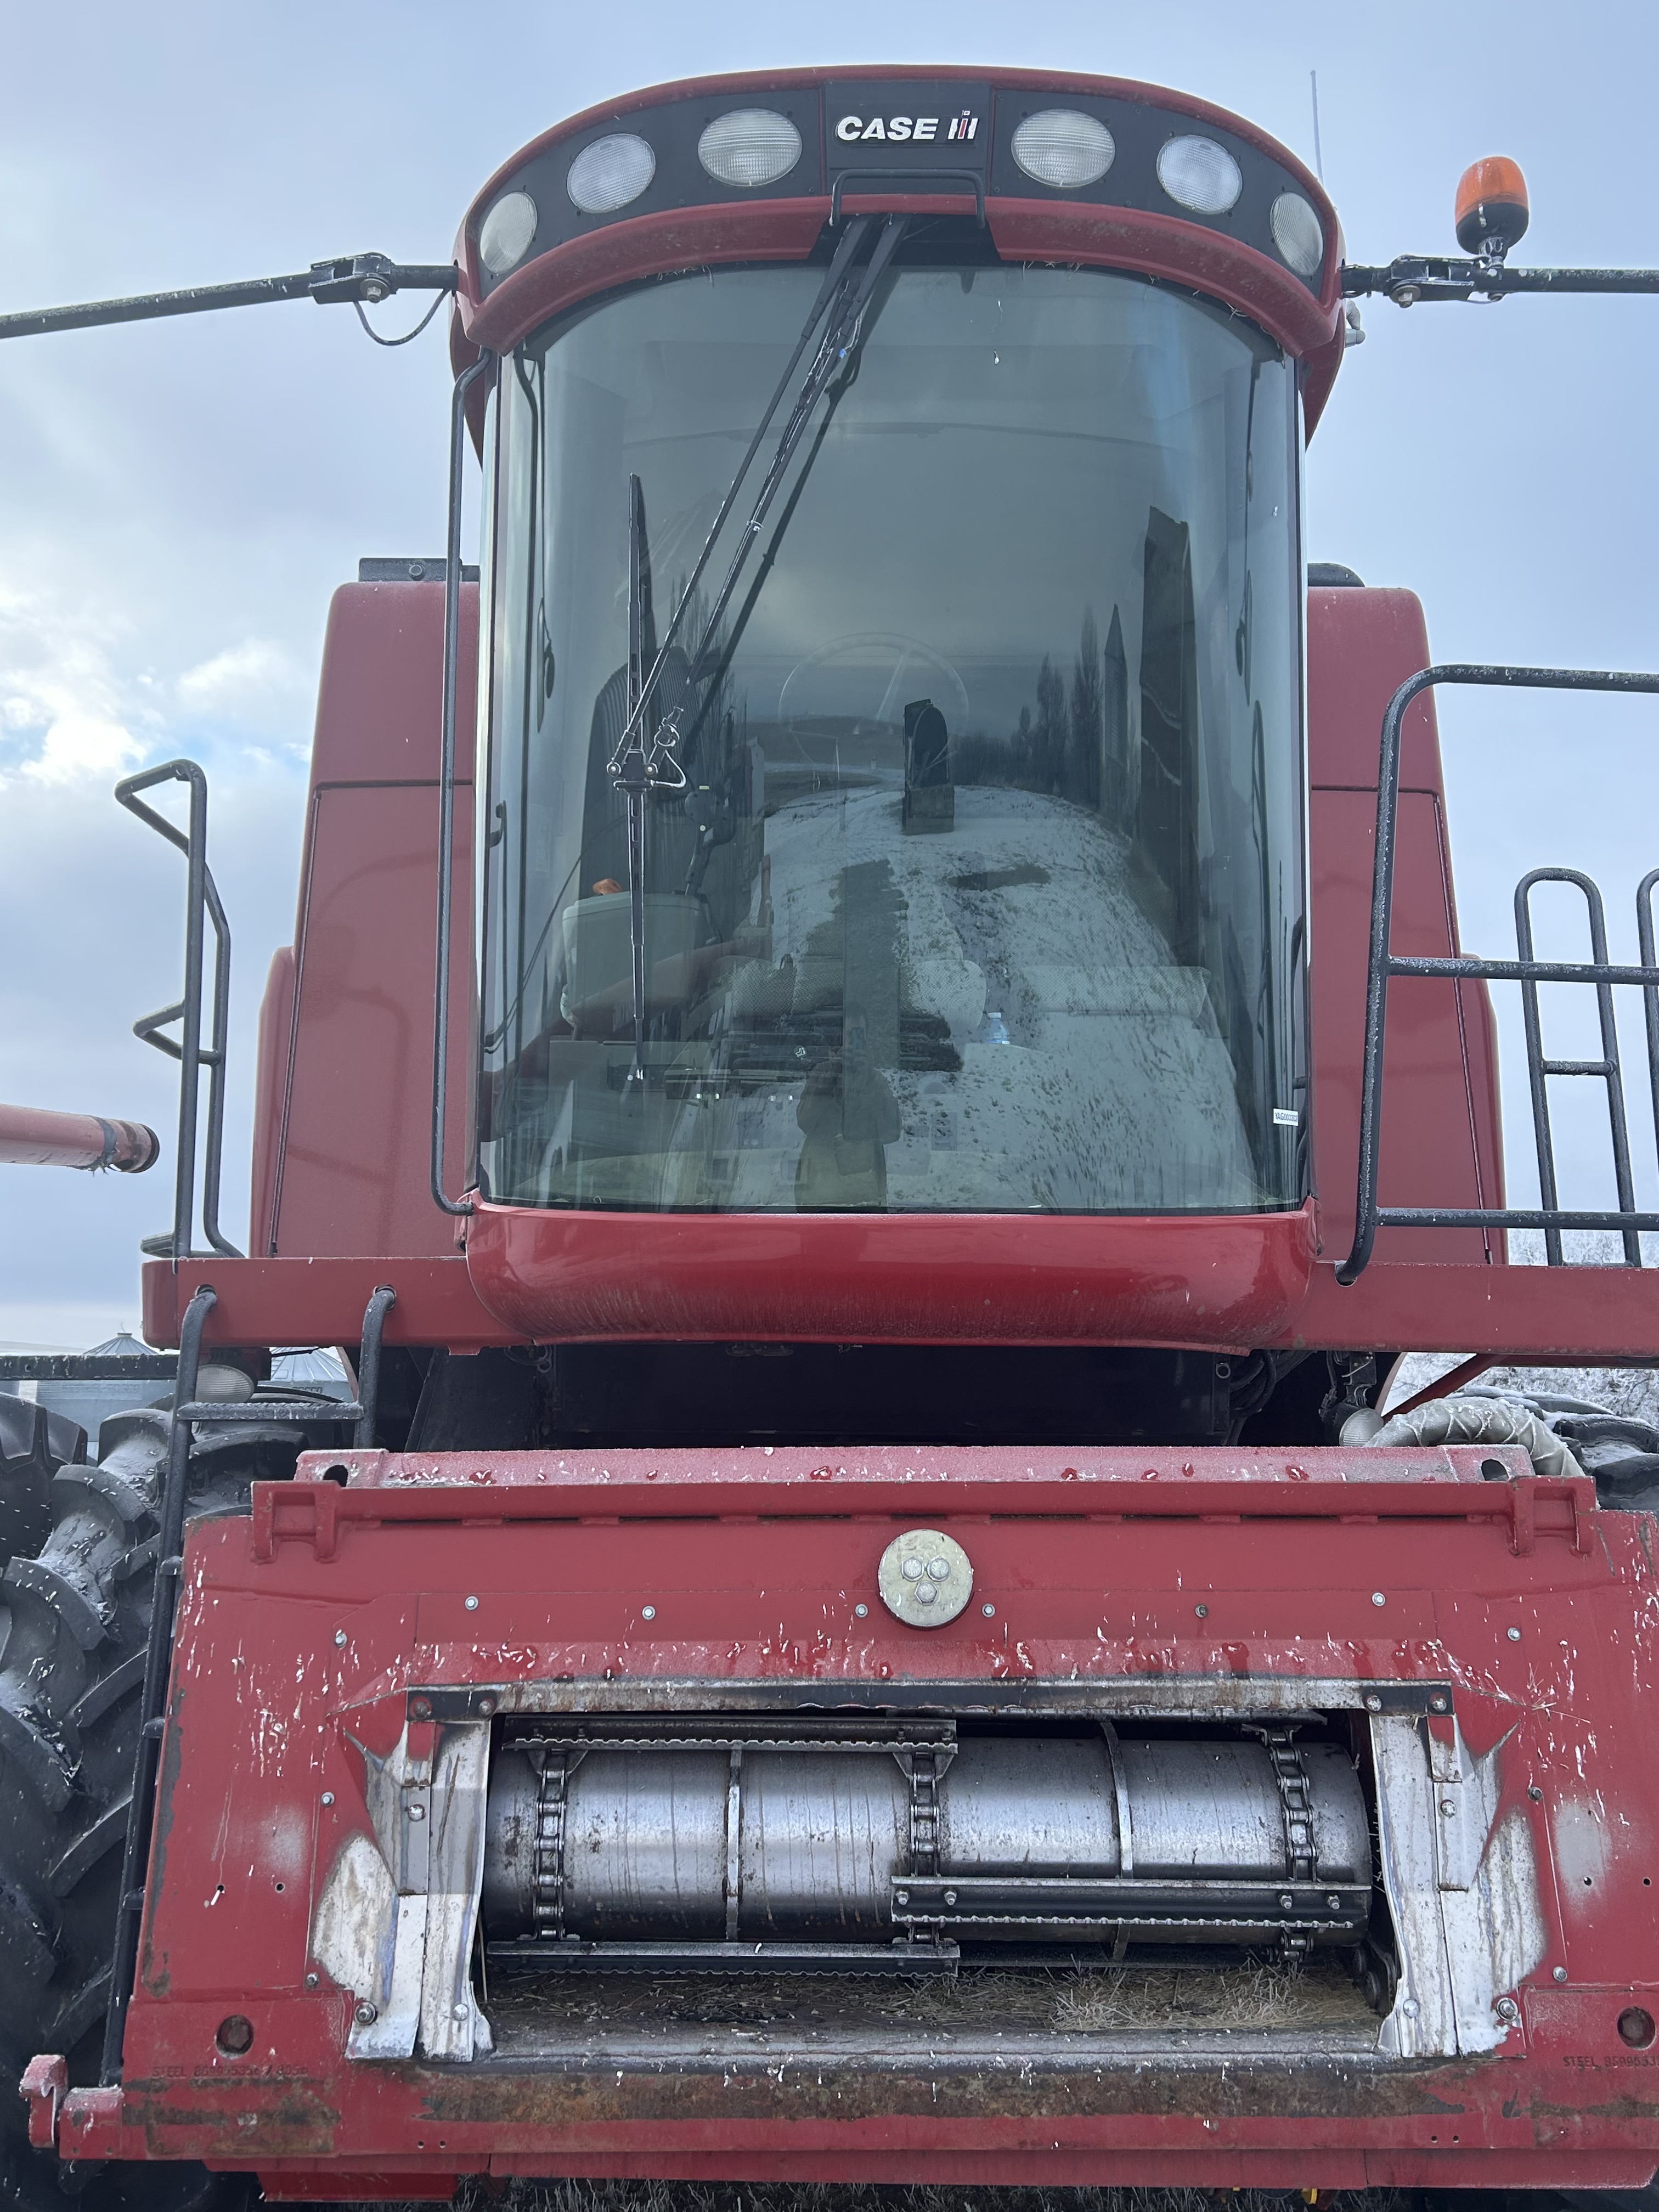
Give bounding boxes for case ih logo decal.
[834,110,980,143]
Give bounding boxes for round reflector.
[698,109,803,189]
[1010,109,1116,190]
[1454,154,1530,255]
[1156,135,1243,216]
[478,191,538,277]
[1270,191,1325,278]
[567,134,656,216]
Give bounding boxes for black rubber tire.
[0,1395,86,1578]
[0,1398,295,2212]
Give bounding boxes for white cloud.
[20,710,143,785]
[177,637,301,718]
[0,574,151,786]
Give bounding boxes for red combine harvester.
[7,65,1659,2209]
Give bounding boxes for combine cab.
[7,65,1659,2208]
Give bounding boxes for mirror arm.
[1342,255,1659,305]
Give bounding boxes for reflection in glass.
[479,259,1305,1215]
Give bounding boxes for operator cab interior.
[478,225,1307,1218]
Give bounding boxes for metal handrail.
[1339,664,1659,1284]
[116,761,240,1261]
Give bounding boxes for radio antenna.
[1310,69,1326,183]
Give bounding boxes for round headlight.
[1156,135,1243,216]
[1271,191,1325,278]
[1010,109,1116,190]
[566,133,656,216]
[698,108,803,189]
[478,191,538,278]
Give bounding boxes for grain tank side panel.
[263,580,476,1261]
[1308,585,1504,1263]
[249,944,295,1255]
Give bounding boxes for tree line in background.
[950,606,1131,818]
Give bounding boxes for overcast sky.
[1,0,1655,1344]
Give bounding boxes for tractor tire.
[0,1394,86,1578]
[0,1391,298,2212]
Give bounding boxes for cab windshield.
[478,257,1305,1214]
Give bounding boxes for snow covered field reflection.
[642,781,1260,1214]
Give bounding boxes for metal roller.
[482,1723,1373,1960]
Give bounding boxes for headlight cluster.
[478,106,805,275]
[475,101,1326,287]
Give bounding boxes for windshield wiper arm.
[676,215,909,690]
[617,471,678,1088]
[609,216,910,1086]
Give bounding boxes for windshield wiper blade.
[609,217,910,1086]
[618,471,680,1087]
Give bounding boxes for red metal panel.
[461,196,1340,375]
[272,787,472,1259]
[248,946,294,1255]
[1312,788,1496,1263]
[140,1256,506,1355]
[1286,1258,1659,1358]
[137,1244,1659,1361]
[463,1198,1318,1348]
[262,582,476,1261]
[44,1453,1659,2192]
[1307,587,1504,1267]
[1308,587,1451,791]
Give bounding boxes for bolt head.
[1370,1591,1387,1607]
[1194,1602,1209,1619]
[304,1971,320,1990]
[464,1594,479,1612]
[1554,1966,1568,1983]
[1496,1996,1520,2023]
[363,279,389,302]
[453,2002,469,2021]
[411,1697,431,1719]
[981,1602,995,1617]
[409,1802,425,1820]
[334,1629,348,1647]
[1364,1694,1383,1712]
[913,1581,938,1605]
[354,2000,377,2026]
[320,1790,335,1807]
[943,1889,957,1906]
[1402,1996,1420,2018]
[1430,1694,1449,1712]
[1280,1893,1294,1911]
[895,1889,910,1905]
[641,1604,657,1621]
[1328,1895,1341,1910]
[1528,1784,1544,1802]
[478,1696,496,1716]
[854,1602,868,1618]
[1506,1626,1522,1642]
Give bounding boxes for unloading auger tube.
[481,1719,1373,1962]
